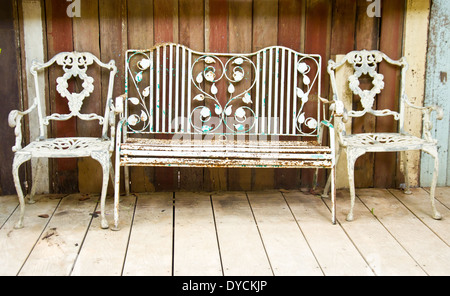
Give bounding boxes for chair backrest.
[30,52,117,139]
[124,43,325,140]
[328,50,408,131]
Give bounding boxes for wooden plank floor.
[0,187,449,276]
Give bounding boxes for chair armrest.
[422,104,443,142]
[403,94,443,142]
[403,94,443,119]
[320,120,337,155]
[8,97,39,152]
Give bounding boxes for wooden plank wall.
[0,0,23,195]
[3,0,444,194]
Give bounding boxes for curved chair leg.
[401,151,412,195]
[346,148,365,222]
[109,159,115,185]
[423,146,442,220]
[12,153,32,229]
[91,151,110,229]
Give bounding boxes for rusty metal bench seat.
[112,43,341,230]
[120,138,332,168]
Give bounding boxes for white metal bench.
[326,50,444,221]
[113,43,341,230]
[8,52,117,229]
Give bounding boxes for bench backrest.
[124,43,324,139]
[31,52,117,139]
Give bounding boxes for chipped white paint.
[8,52,117,229]
[326,50,443,222]
[21,0,48,194]
[113,43,340,230]
[422,0,450,186]
[402,0,431,187]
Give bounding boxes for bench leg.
[124,166,130,196]
[330,165,336,225]
[112,152,121,231]
[322,148,341,198]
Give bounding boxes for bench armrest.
[320,120,336,159]
[8,97,39,152]
[114,94,126,115]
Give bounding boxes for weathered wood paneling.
[352,0,380,188]
[73,0,104,194]
[19,0,49,195]
[204,0,229,191]
[302,0,332,187]
[228,0,253,191]
[0,0,23,195]
[8,0,444,193]
[403,0,431,187]
[45,0,77,193]
[375,0,405,188]
[422,0,450,186]
[251,0,278,190]
[178,0,206,191]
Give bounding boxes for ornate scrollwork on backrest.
[346,50,385,113]
[190,55,257,134]
[124,51,152,133]
[294,55,320,136]
[124,44,324,137]
[34,52,111,125]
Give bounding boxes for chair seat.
[20,137,111,158]
[119,138,333,168]
[342,133,433,151]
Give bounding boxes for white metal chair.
[325,50,443,221]
[8,52,117,229]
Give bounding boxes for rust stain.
[440,71,447,84]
